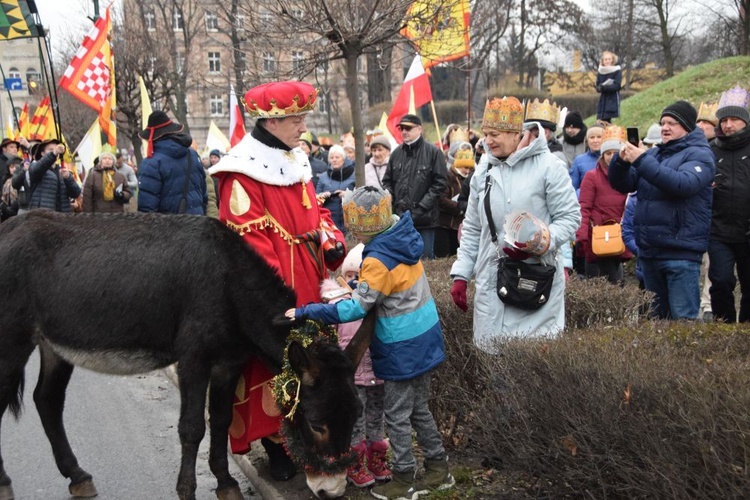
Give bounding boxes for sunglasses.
[397,125,415,131]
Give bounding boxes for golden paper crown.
[524,98,560,126]
[482,97,524,132]
[697,102,718,126]
[342,187,393,236]
[453,146,475,168]
[448,127,469,145]
[600,125,627,152]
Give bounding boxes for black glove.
[324,241,345,264]
[113,190,124,203]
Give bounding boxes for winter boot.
[347,441,376,488]
[260,437,297,481]
[370,469,425,500]
[367,440,392,481]
[416,457,455,492]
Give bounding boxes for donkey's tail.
[5,366,25,419]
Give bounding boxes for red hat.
[242,81,317,118]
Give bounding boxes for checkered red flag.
[59,7,112,113]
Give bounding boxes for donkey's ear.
[345,310,375,369]
[288,341,318,386]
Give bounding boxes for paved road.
[2,350,259,500]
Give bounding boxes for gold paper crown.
[697,102,718,126]
[448,127,469,145]
[342,188,393,236]
[482,97,524,132]
[453,147,475,168]
[600,125,627,151]
[524,98,560,125]
[241,90,318,118]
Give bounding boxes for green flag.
[0,0,41,40]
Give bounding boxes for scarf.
[252,122,292,151]
[563,125,587,146]
[598,64,621,75]
[101,168,115,201]
[714,126,750,151]
[329,163,354,182]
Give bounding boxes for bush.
[424,257,750,498]
[434,101,470,128]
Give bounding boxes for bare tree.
[238,0,455,186]
[694,0,750,55]
[640,0,687,76]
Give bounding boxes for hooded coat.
[82,162,132,214]
[450,124,581,349]
[609,127,715,262]
[137,134,207,215]
[298,213,445,381]
[315,159,356,232]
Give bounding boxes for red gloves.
[450,279,468,312]
[502,241,531,260]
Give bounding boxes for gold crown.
[453,146,475,168]
[601,125,627,147]
[524,98,560,125]
[697,102,718,126]
[241,90,318,118]
[482,97,524,132]
[448,127,469,144]
[342,189,393,236]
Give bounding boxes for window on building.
[235,14,245,30]
[260,11,273,27]
[147,56,157,74]
[175,54,185,75]
[7,67,20,79]
[263,52,276,73]
[143,9,155,31]
[357,57,364,73]
[292,51,304,72]
[208,52,221,73]
[291,8,304,19]
[210,94,223,116]
[172,10,183,31]
[205,11,219,31]
[236,51,247,72]
[317,94,329,114]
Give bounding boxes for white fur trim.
[208,133,312,186]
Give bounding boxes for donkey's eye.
[310,424,326,434]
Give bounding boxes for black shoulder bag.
[484,173,555,310]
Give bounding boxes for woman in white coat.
[450,96,580,351]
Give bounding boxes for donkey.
[0,211,367,500]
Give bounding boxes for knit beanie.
[715,86,750,124]
[642,123,662,145]
[661,100,697,132]
[564,111,585,129]
[341,243,364,277]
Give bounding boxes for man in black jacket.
[708,87,750,323]
[382,114,448,259]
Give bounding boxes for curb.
[163,365,287,500]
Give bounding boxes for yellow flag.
[401,0,470,69]
[139,75,153,157]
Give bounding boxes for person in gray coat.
[449,97,580,351]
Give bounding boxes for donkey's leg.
[175,360,211,500]
[0,332,35,500]
[208,363,245,500]
[34,343,96,498]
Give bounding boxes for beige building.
[122,0,407,152]
[0,37,47,139]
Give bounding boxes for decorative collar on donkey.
[272,319,357,474]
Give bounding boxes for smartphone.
[626,127,640,147]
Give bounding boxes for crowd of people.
[1,63,748,499]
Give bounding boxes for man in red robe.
[209,81,346,480]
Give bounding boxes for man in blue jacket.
[609,101,715,319]
[137,111,207,214]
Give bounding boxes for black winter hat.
[564,111,585,129]
[661,100,697,132]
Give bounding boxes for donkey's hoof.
[0,483,15,500]
[69,478,98,497]
[216,485,245,500]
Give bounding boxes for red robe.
[210,132,345,454]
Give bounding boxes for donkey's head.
[283,313,375,498]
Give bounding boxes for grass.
[586,56,750,133]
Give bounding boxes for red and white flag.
[229,84,246,147]
[386,55,433,143]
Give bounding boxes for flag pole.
[429,100,441,145]
[0,64,20,130]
